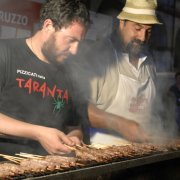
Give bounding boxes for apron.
[90,43,156,146]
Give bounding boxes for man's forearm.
[88,103,126,132]
[0,113,42,141]
[88,103,150,142]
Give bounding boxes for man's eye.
[135,26,141,31]
[68,39,76,43]
[135,28,141,31]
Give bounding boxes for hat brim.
[117,12,162,25]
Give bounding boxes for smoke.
[64,38,179,144]
[65,39,110,103]
[149,73,179,142]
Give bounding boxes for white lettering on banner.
[0,10,28,26]
[17,70,45,80]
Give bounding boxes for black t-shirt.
[0,38,86,155]
[169,84,180,106]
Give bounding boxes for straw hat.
[117,0,161,24]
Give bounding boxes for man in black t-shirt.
[0,0,90,155]
[169,72,180,132]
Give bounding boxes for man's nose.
[138,30,146,42]
[70,42,79,55]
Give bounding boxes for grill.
[27,150,180,180]
[1,142,180,180]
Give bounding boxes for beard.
[41,35,70,66]
[126,39,147,57]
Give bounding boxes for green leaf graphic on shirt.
[53,97,65,113]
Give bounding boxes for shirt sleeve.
[0,41,8,94]
[66,85,89,127]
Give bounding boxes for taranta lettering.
[16,78,69,102]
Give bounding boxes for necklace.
[29,37,39,59]
[30,37,38,58]
[29,37,47,63]
[30,37,35,54]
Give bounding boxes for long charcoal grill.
[22,150,180,180]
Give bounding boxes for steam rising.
[65,39,179,144]
[150,73,179,142]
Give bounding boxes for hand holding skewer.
[33,126,77,155]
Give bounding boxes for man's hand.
[0,113,81,154]
[88,104,150,143]
[68,136,81,145]
[35,127,75,154]
[116,119,150,143]
[67,128,83,145]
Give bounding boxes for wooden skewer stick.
[3,157,20,164]
[16,154,43,159]
[0,153,24,160]
[19,152,44,158]
[16,152,44,159]
[63,144,76,151]
[75,144,84,149]
[0,154,24,163]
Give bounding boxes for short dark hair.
[40,0,90,30]
[175,72,180,79]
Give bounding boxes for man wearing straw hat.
[69,0,163,145]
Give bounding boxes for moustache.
[126,39,148,55]
[130,39,144,46]
[56,51,71,57]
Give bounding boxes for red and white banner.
[0,0,42,38]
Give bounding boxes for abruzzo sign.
[0,10,28,27]
[0,0,42,38]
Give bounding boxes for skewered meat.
[45,155,76,163]
[72,144,158,163]
[44,155,77,167]
[0,170,14,179]
[0,140,180,179]
[20,158,58,172]
[0,163,24,179]
[19,155,78,173]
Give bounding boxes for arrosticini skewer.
[0,141,180,180]
[64,144,103,163]
[0,153,26,179]
[64,144,126,163]
[0,162,25,179]
[147,136,180,151]
[0,153,24,163]
[64,144,77,151]
[0,152,71,174]
[20,153,79,171]
[16,152,44,159]
[0,153,51,173]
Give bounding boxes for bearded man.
[0,0,90,155]
[69,0,162,145]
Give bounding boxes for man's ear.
[119,20,124,30]
[119,20,127,31]
[43,19,54,31]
